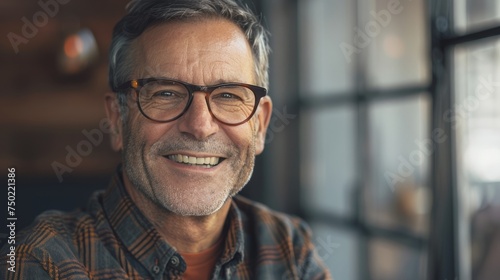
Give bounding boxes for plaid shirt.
[0,169,331,279]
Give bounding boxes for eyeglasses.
[115,78,267,126]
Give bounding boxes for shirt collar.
[101,167,176,275]
[219,198,245,266]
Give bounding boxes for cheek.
[129,118,175,146]
[225,125,257,153]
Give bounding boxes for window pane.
[369,238,426,280]
[454,39,500,280]
[365,94,431,235]
[298,0,355,95]
[361,0,429,88]
[310,223,360,280]
[455,0,500,33]
[301,106,357,217]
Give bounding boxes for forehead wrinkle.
[142,49,252,85]
[129,35,162,78]
[131,19,256,84]
[187,55,247,85]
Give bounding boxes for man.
[1,0,331,279]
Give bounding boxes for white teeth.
[167,154,221,166]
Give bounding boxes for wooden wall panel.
[1,0,126,178]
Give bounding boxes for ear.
[254,96,272,155]
[104,92,124,151]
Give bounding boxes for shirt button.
[170,256,180,267]
[152,265,160,274]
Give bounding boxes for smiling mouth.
[166,154,223,168]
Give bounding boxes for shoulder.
[233,195,312,239]
[0,211,95,277]
[9,189,105,257]
[233,196,332,279]
[19,209,95,248]
[0,209,96,275]
[234,196,310,234]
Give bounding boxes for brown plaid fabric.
[1,168,331,279]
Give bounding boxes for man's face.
[106,18,272,216]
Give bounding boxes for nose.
[177,92,219,140]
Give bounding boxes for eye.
[152,90,180,98]
[213,92,243,101]
[140,81,188,102]
[155,90,172,96]
[220,93,237,99]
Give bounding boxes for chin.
[151,182,234,216]
[162,194,230,217]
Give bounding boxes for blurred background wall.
[1,0,500,280]
[0,0,125,227]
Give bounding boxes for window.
[262,0,500,278]
[423,0,500,279]
[264,0,430,279]
[454,39,500,280]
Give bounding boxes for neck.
[122,174,231,253]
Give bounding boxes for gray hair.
[108,0,270,118]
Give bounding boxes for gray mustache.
[152,135,236,156]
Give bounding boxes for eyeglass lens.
[137,80,257,124]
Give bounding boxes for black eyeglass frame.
[114,78,268,126]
